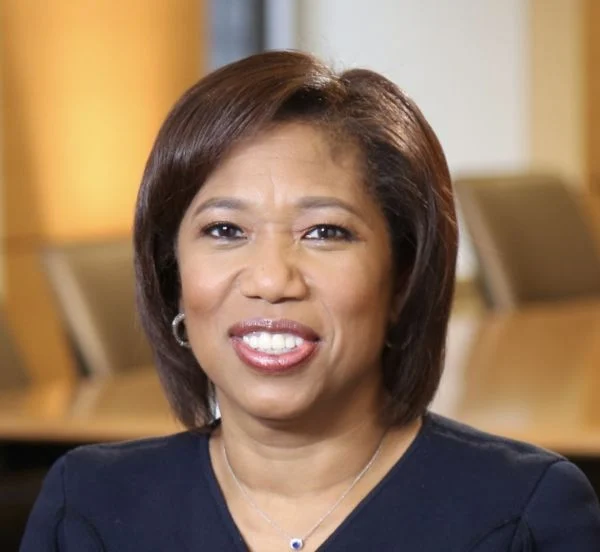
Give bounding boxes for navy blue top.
[20,414,600,551]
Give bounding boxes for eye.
[202,222,245,240]
[303,224,354,241]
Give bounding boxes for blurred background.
[1,0,600,548]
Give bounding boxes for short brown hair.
[134,51,457,429]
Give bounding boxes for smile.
[228,319,320,373]
[241,332,305,354]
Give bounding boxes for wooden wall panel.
[0,0,205,383]
[530,0,585,187]
[585,0,600,195]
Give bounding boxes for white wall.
[297,0,530,278]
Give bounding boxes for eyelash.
[202,222,245,240]
[303,224,355,241]
[201,222,356,242]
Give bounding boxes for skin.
[177,123,420,551]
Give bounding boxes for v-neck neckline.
[199,413,431,551]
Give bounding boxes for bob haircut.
[134,50,457,430]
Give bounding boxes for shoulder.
[424,413,565,474]
[514,457,600,549]
[64,430,205,471]
[422,413,575,500]
[417,414,600,549]
[62,431,208,500]
[21,431,221,551]
[63,432,212,543]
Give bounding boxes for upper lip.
[228,319,320,341]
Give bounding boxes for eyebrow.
[295,196,362,217]
[191,197,248,219]
[191,195,362,219]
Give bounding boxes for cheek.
[178,254,235,316]
[318,255,393,327]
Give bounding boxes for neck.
[213,386,391,498]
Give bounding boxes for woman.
[21,51,600,551]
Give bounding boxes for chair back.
[455,174,600,309]
[43,239,153,376]
[0,307,29,389]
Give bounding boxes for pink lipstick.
[228,319,320,374]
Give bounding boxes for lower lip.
[231,338,318,374]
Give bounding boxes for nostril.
[238,261,308,303]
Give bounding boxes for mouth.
[228,319,320,374]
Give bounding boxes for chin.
[228,384,320,425]
[252,396,315,423]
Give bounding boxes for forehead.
[195,123,368,200]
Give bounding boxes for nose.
[238,236,308,303]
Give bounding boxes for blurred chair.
[42,239,153,377]
[0,308,29,390]
[455,174,600,310]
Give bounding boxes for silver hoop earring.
[384,326,397,351]
[172,312,191,348]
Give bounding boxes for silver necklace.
[222,431,386,551]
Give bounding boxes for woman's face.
[177,123,395,424]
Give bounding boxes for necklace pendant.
[290,538,304,550]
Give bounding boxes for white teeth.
[285,335,296,349]
[258,333,271,350]
[271,334,285,350]
[241,332,306,354]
